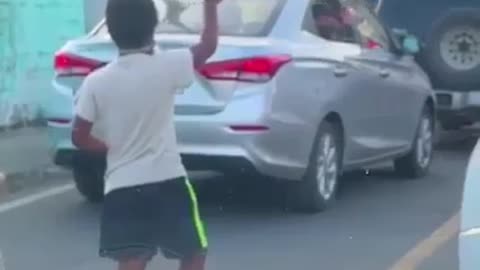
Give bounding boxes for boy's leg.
[99,185,158,269]
[159,177,208,270]
[118,258,148,270]
[115,250,155,270]
[179,253,206,270]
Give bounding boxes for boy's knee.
[118,258,148,270]
[179,251,207,270]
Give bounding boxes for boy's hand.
[190,0,221,69]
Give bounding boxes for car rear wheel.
[288,121,342,213]
[394,106,434,179]
[72,151,106,203]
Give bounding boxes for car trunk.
[56,35,280,116]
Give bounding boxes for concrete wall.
[0,0,85,127]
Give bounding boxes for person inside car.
[312,0,358,42]
[312,0,383,50]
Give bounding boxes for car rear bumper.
[48,116,310,181]
[54,147,257,173]
[53,149,306,181]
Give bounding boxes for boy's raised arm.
[190,0,222,69]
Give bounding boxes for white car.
[459,138,480,269]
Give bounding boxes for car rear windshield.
[95,0,286,37]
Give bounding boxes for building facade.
[0,0,85,127]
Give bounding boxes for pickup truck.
[371,0,480,129]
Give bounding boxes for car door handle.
[334,67,348,78]
[379,69,390,78]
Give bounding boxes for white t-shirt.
[75,48,195,194]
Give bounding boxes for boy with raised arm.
[72,0,221,269]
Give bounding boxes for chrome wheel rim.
[317,133,338,201]
[416,116,433,169]
[440,26,480,71]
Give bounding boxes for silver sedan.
[46,0,436,212]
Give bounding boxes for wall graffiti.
[0,0,85,128]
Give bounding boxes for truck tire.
[421,8,480,90]
[72,151,106,203]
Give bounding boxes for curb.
[0,166,71,198]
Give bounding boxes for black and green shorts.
[99,177,208,261]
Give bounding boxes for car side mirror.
[402,35,420,55]
[391,28,420,55]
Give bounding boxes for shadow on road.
[188,128,479,217]
[20,127,480,221]
[436,128,479,152]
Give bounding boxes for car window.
[95,0,286,37]
[302,0,360,44]
[343,0,391,50]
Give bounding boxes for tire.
[420,8,480,90]
[288,121,342,213]
[72,151,106,203]
[394,106,434,179]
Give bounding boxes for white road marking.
[0,184,75,214]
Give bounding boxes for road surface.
[0,131,475,270]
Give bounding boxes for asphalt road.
[0,131,476,270]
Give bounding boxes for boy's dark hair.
[106,0,158,50]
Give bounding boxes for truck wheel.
[72,151,106,203]
[288,121,342,213]
[394,106,434,178]
[421,8,480,90]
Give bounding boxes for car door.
[359,51,425,146]
[301,0,392,163]
[345,0,416,151]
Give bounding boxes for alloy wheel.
[316,133,338,201]
[416,115,433,169]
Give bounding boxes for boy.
[71,0,221,269]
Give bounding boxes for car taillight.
[366,39,382,50]
[54,53,104,77]
[199,55,292,83]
